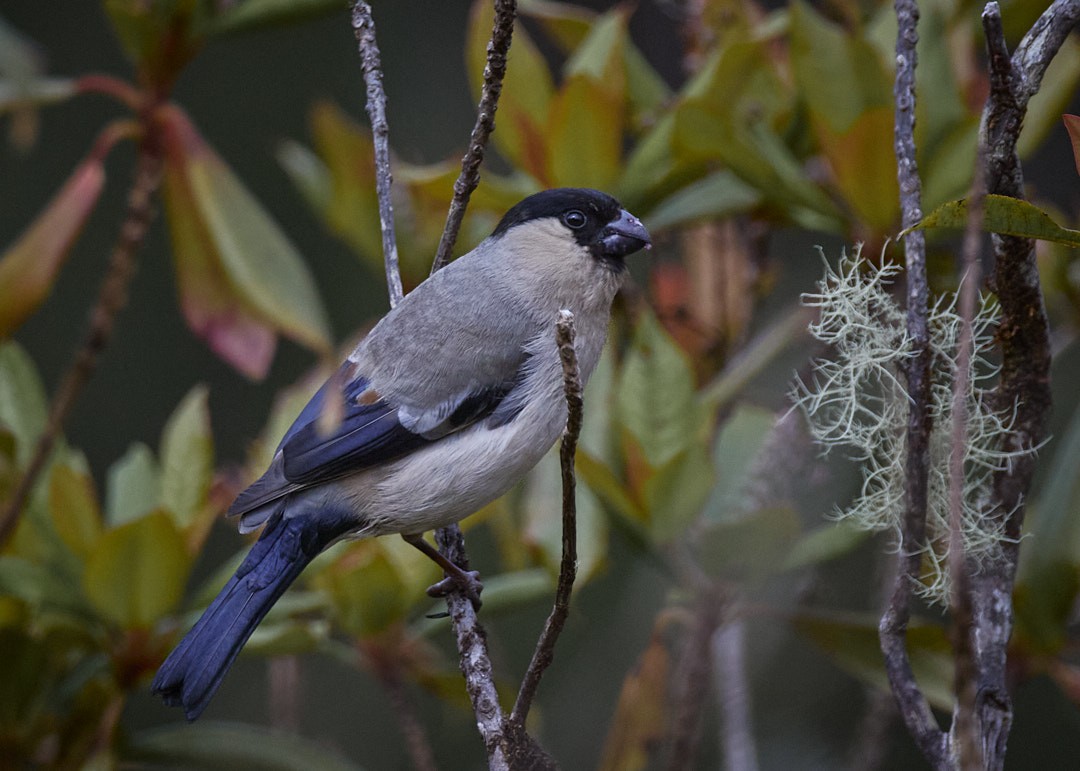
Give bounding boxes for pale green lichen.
[792,247,1027,602]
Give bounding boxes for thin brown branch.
[664,594,719,771]
[510,310,583,727]
[431,0,517,274]
[0,142,161,549]
[879,0,947,764]
[946,167,987,771]
[350,1,403,308]
[433,524,510,770]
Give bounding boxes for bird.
[151,187,651,721]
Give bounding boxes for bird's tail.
[152,509,347,721]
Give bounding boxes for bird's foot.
[426,569,483,611]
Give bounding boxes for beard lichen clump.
[791,247,1024,602]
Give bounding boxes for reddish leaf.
[0,158,105,336]
[1064,114,1080,177]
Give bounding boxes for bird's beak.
[599,209,652,258]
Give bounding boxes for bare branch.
[713,616,759,771]
[433,525,510,770]
[0,142,161,549]
[946,167,987,771]
[350,1,403,308]
[431,0,517,274]
[510,309,583,726]
[879,0,947,763]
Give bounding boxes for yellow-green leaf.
[468,0,553,179]
[48,464,102,560]
[816,106,898,232]
[104,443,160,527]
[0,341,48,465]
[546,75,623,190]
[83,511,191,628]
[159,384,213,530]
[0,158,105,337]
[910,195,1080,248]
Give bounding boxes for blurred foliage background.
[2,0,1080,768]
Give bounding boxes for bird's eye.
[562,209,587,229]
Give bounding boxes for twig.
[431,0,517,274]
[433,525,510,770]
[0,142,161,549]
[350,1,403,308]
[947,165,986,770]
[510,310,583,726]
[878,0,947,764]
[713,616,759,771]
[366,650,437,771]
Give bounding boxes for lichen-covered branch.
[0,141,161,549]
[431,0,516,274]
[879,0,946,763]
[350,1,403,308]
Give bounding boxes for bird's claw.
[426,570,483,611]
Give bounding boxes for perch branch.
[431,0,517,274]
[350,0,403,308]
[433,525,510,770]
[510,309,583,726]
[0,141,161,549]
[879,0,947,764]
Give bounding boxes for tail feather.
[152,508,348,720]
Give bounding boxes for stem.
[879,0,947,763]
[350,1,403,308]
[431,0,517,274]
[0,141,162,550]
[510,310,582,726]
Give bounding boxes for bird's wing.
[228,357,528,519]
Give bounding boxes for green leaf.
[48,464,102,560]
[703,405,776,521]
[794,611,954,711]
[465,568,553,615]
[207,0,344,37]
[523,447,608,582]
[694,506,800,580]
[645,170,761,232]
[313,542,414,637]
[159,384,213,530]
[576,449,646,525]
[547,74,623,190]
[815,105,898,231]
[468,0,553,179]
[910,195,1080,248]
[616,310,701,468]
[126,721,365,771]
[275,138,332,217]
[104,443,160,527]
[563,8,627,95]
[644,445,714,543]
[103,0,207,89]
[83,511,191,628]
[0,341,48,465]
[1016,398,1080,651]
[519,0,594,52]
[788,1,892,135]
[782,521,870,571]
[159,105,332,377]
[674,43,843,230]
[0,556,93,621]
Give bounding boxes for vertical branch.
[431,0,517,274]
[0,141,161,549]
[714,616,759,771]
[879,0,948,764]
[433,525,510,770]
[510,310,582,726]
[946,167,986,770]
[350,0,403,308]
